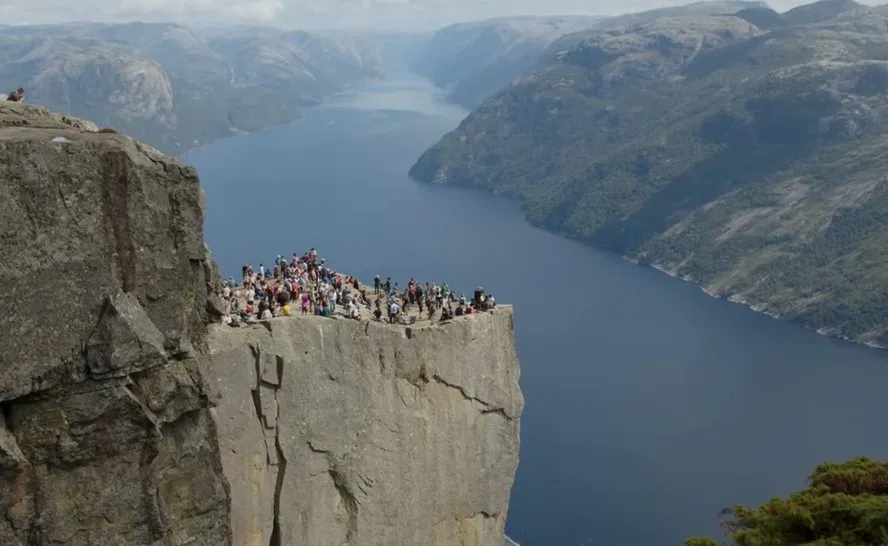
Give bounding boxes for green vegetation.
[410,0,888,345]
[686,457,888,546]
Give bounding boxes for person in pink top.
[301,292,310,315]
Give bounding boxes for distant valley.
[0,23,403,153]
[409,16,602,108]
[411,0,888,346]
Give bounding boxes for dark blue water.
[185,78,888,546]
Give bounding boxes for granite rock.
[0,101,230,545]
[205,309,523,546]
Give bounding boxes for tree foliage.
[687,457,888,546]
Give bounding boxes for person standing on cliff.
[374,274,381,294]
[329,288,338,313]
[389,300,400,324]
[299,292,308,315]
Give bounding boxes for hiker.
[374,274,381,293]
[6,87,23,102]
[473,287,484,307]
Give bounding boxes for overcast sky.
[0,0,882,30]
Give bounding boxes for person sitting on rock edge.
[7,87,24,102]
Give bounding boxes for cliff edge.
[205,308,522,545]
[0,100,524,545]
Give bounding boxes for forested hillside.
[411,0,888,346]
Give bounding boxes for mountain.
[411,16,602,108]
[541,1,769,56]
[410,0,888,346]
[0,22,386,153]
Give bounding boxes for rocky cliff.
[205,308,521,546]
[0,100,523,545]
[0,99,230,544]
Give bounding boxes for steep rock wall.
[0,101,231,545]
[204,308,523,546]
[0,99,524,546]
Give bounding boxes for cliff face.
[205,308,522,546]
[0,100,523,545]
[0,100,230,544]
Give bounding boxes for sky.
[0,0,882,30]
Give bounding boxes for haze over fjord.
[1,0,882,29]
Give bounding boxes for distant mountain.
[410,0,888,345]
[541,1,769,60]
[410,16,602,108]
[0,23,387,153]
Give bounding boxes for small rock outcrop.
[0,100,524,545]
[206,309,522,546]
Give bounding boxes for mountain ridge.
[410,0,888,347]
[0,22,388,154]
[410,16,603,108]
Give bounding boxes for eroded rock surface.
[0,100,524,546]
[0,101,230,545]
[205,309,523,546]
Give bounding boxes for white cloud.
[0,0,882,29]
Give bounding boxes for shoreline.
[420,177,888,353]
[639,259,888,351]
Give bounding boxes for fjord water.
[185,78,888,546]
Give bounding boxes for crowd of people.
[222,248,496,327]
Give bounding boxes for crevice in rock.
[57,184,82,230]
[329,467,358,542]
[481,408,509,419]
[377,349,386,375]
[247,344,287,545]
[122,384,162,434]
[0,401,28,473]
[417,361,431,384]
[0,402,11,427]
[268,369,286,546]
[431,374,511,420]
[275,355,284,385]
[307,440,329,454]
[100,151,136,292]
